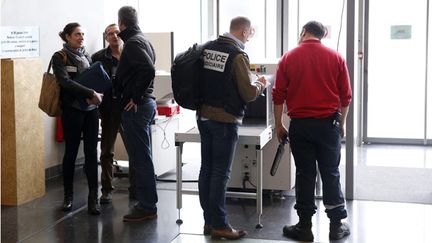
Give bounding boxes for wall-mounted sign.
[0,26,40,58]
[391,25,412,40]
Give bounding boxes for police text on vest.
[203,49,229,72]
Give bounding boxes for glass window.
[367,0,426,139]
[265,0,278,59]
[139,0,202,56]
[294,0,347,57]
[428,78,432,140]
[428,14,432,141]
[219,0,278,60]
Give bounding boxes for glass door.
[358,0,432,204]
[365,0,428,142]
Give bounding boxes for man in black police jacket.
[197,16,268,239]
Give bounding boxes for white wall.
[103,0,139,28]
[1,0,110,168]
[1,0,189,169]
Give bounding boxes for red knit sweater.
[272,39,352,118]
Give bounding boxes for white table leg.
[256,147,263,228]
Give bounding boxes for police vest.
[201,40,247,117]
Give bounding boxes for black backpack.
[171,42,211,110]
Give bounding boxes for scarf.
[62,43,90,73]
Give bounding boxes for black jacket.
[201,38,246,117]
[115,25,156,107]
[52,49,95,111]
[91,47,118,79]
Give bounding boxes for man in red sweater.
[272,21,352,241]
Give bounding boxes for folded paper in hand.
[76,61,112,93]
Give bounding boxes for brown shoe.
[123,211,157,222]
[211,225,247,240]
[123,204,157,222]
[204,225,212,235]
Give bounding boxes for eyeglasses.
[106,30,119,37]
[249,27,256,38]
[245,27,256,39]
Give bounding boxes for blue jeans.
[289,117,347,221]
[197,119,239,228]
[121,98,157,212]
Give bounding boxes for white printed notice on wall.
[0,26,40,58]
[391,25,412,40]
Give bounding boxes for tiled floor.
[2,169,432,243]
[352,145,432,204]
[171,234,291,242]
[2,144,432,242]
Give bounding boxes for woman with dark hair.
[52,22,103,215]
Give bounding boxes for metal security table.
[175,124,272,228]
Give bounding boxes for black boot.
[283,217,313,242]
[62,190,73,212]
[329,221,350,240]
[88,189,101,215]
[283,222,313,242]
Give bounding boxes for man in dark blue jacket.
[115,6,158,222]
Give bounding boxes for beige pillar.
[1,58,45,205]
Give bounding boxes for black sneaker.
[329,222,350,240]
[283,223,314,242]
[123,204,157,222]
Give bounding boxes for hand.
[124,98,137,112]
[275,124,288,143]
[86,91,103,105]
[340,124,345,138]
[256,75,269,88]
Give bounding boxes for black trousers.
[289,116,347,221]
[61,106,99,193]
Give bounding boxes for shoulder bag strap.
[47,50,67,73]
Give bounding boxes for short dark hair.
[118,6,138,27]
[103,23,117,39]
[303,21,326,39]
[59,22,81,42]
[229,16,251,32]
[104,23,117,34]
